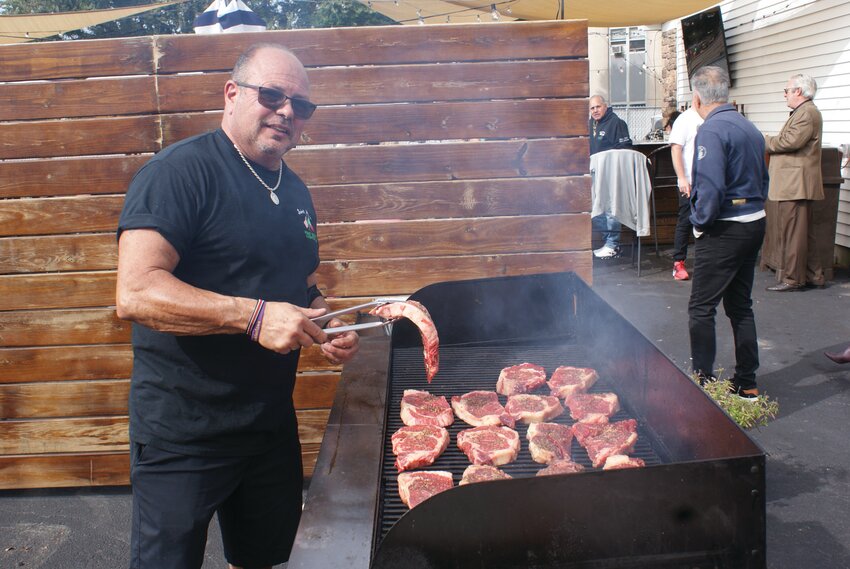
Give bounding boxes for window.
[609,27,647,105]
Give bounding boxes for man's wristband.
[246,299,266,342]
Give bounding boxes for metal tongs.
[312,296,409,336]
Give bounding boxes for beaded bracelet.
[246,299,266,342]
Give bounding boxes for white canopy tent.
[359,0,721,26]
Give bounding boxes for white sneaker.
[593,245,618,259]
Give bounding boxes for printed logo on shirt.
[697,146,707,160]
[598,130,606,138]
[298,209,317,242]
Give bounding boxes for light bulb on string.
[476,14,481,22]
[491,4,500,19]
[505,4,512,14]
[417,9,424,24]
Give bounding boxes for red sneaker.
[673,261,689,281]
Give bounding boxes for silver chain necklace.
[233,143,283,205]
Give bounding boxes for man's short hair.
[790,74,817,99]
[232,43,297,82]
[692,66,730,105]
[590,94,607,105]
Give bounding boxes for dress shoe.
[766,282,804,292]
[805,282,826,289]
[824,346,850,365]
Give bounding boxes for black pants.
[673,193,692,262]
[130,439,303,569]
[688,218,765,390]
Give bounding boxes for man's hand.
[257,302,329,354]
[319,318,360,365]
[677,177,691,197]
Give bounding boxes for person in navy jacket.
[687,65,769,401]
[589,95,633,258]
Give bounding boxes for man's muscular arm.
[116,228,328,354]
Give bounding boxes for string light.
[417,8,424,24]
[395,0,517,24]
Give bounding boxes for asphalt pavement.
[1,248,848,569]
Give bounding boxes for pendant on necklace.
[269,191,280,205]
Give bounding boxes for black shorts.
[129,440,303,569]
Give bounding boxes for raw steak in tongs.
[371,300,439,382]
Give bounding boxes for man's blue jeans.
[592,213,621,249]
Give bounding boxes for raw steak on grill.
[573,419,639,468]
[400,389,454,427]
[391,425,450,472]
[526,422,574,464]
[459,464,513,485]
[457,425,520,466]
[505,394,564,424]
[398,470,454,509]
[566,392,620,424]
[536,459,586,477]
[371,300,439,382]
[451,391,515,428]
[496,362,547,396]
[603,454,646,470]
[548,366,599,399]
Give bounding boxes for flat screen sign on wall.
[682,6,733,87]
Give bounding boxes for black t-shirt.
[118,129,320,456]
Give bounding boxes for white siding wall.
[670,0,850,255]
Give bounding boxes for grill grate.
[375,341,668,548]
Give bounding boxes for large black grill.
[289,272,766,569]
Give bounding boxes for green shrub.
[691,374,779,429]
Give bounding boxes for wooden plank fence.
[0,20,591,489]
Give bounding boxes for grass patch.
[691,374,779,429]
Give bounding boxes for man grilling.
[116,44,360,568]
[588,94,633,259]
[687,66,768,401]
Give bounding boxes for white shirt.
[668,107,704,182]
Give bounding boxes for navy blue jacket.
[689,104,769,230]
[589,107,632,155]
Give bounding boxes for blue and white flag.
[193,0,267,34]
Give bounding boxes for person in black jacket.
[589,95,633,258]
[687,66,769,401]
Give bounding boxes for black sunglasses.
[235,82,317,120]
